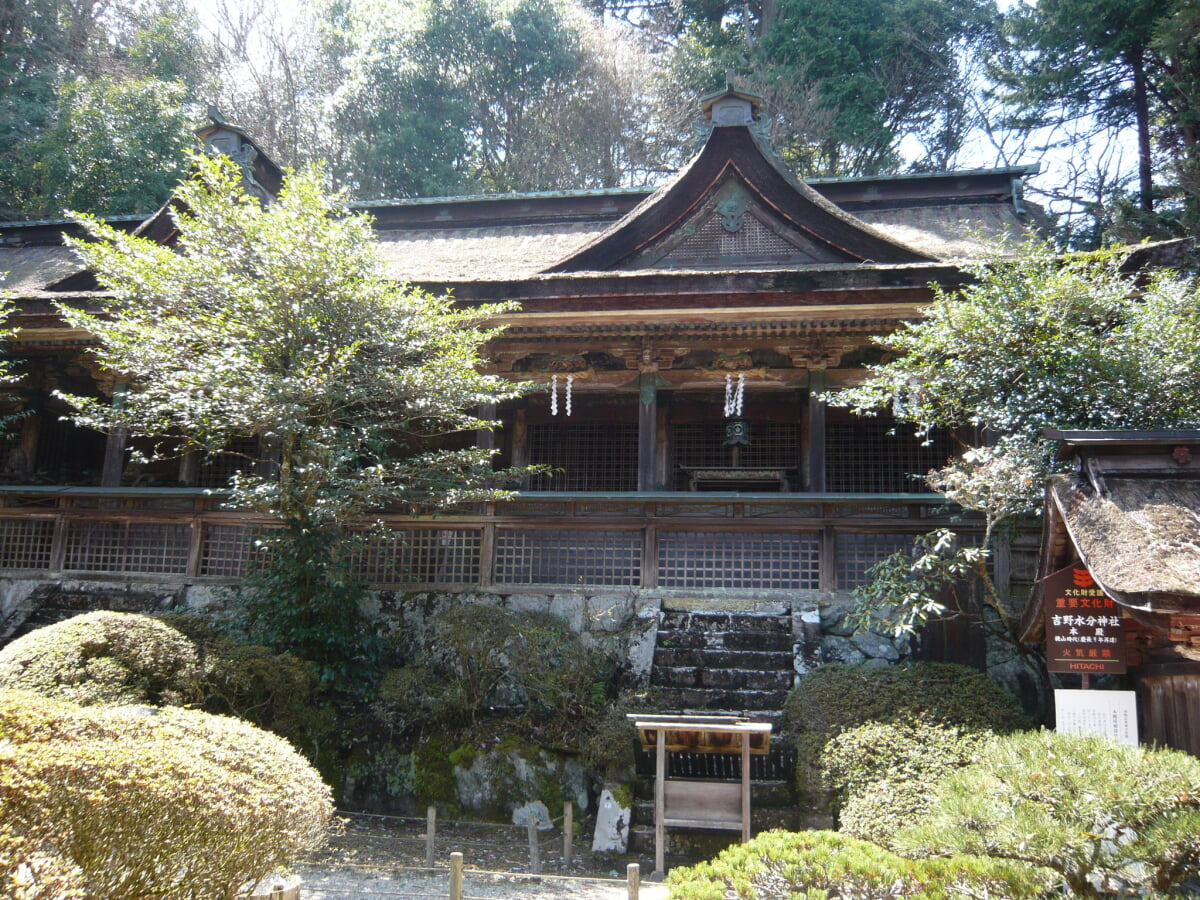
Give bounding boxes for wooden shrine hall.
[0,89,1041,597]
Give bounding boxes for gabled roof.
[548,102,935,273]
[1021,430,1200,642]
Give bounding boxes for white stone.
[626,615,659,685]
[512,800,553,831]
[506,593,551,614]
[591,789,631,853]
[548,594,585,632]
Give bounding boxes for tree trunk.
[1131,51,1155,213]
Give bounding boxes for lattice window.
[826,418,957,493]
[659,211,828,268]
[349,529,481,585]
[196,437,263,489]
[835,532,914,588]
[673,422,800,470]
[657,531,819,589]
[494,529,641,586]
[528,423,637,492]
[0,519,53,569]
[200,524,271,577]
[64,521,190,574]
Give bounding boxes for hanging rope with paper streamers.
[723,373,746,417]
[549,373,575,417]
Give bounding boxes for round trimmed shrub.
[783,662,1027,780]
[0,822,84,900]
[0,689,333,900]
[0,611,200,706]
[665,829,1052,900]
[820,718,993,844]
[896,730,1200,897]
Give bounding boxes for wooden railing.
[0,487,976,592]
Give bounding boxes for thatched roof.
[1048,474,1200,609]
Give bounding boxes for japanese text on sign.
[1043,565,1127,674]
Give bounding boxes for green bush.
[784,662,1027,780]
[896,730,1200,897]
[0,611,200,706]
[820,718,994,844]
[0,689,333,900]
[666,829,1053,900]
[0,823,84,900]
[380,605,617,740]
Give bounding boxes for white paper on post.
[1054,689,1139,746]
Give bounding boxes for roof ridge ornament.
[694,84,773,149]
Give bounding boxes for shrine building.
[0,89,1045,701]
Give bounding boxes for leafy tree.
[0,0,209,218]
[329,0,668,197]
[991,0,1199,223]
[30,76,194,217]
[663,0,996,177]
[832,242,1200,638]
[57,154,525,680]
[896,730,1200,897]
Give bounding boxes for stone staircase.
[649,608,795,713]
[628,599,804,853]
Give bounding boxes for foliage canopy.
[833,242,1200,637]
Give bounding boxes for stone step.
[656,629,793,653]
[646,687,789,712]
[652,648,793,670]
[650,666,793,692]
[659,611,792,633]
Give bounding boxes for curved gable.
[548,106,935,273]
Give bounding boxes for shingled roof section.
[546,91,936,273]
[1021,430,1200,642]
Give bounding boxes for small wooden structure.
[629,714,772,875]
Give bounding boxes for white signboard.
[1054,689,1139,746]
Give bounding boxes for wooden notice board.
[629,714,772,876]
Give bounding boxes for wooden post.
[563,801,573,868]
[741,727,751,843]
[100,383,128,488]
[476,402,497,455]
[806,372,826,492]
[178,449,198,486]
[511,408,529,489]
[449,852,463,900]
[654,727,666,877]
[627,862,641,900]
[638,374,658,492]
[527,817,541,874]
[425,806,437,868]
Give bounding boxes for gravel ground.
[293,814,669,900]
[295,865,668,900]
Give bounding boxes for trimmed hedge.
[783,662,1027,781]
[896,730,1200,898]
[820,718,993,845]
[665,829,1053,900]
[0,689,333,900]
[0,611,200,707]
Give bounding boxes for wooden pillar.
[511,407,529,490]
[654,396,670,490]
[178,449,199,486]
[806,372,826,492]
[100,383,128,488]
[476,402,497,457]
[654,727,666,877]
[638,374,658,492]
[740,729,751,843]
[16,410,41,476]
